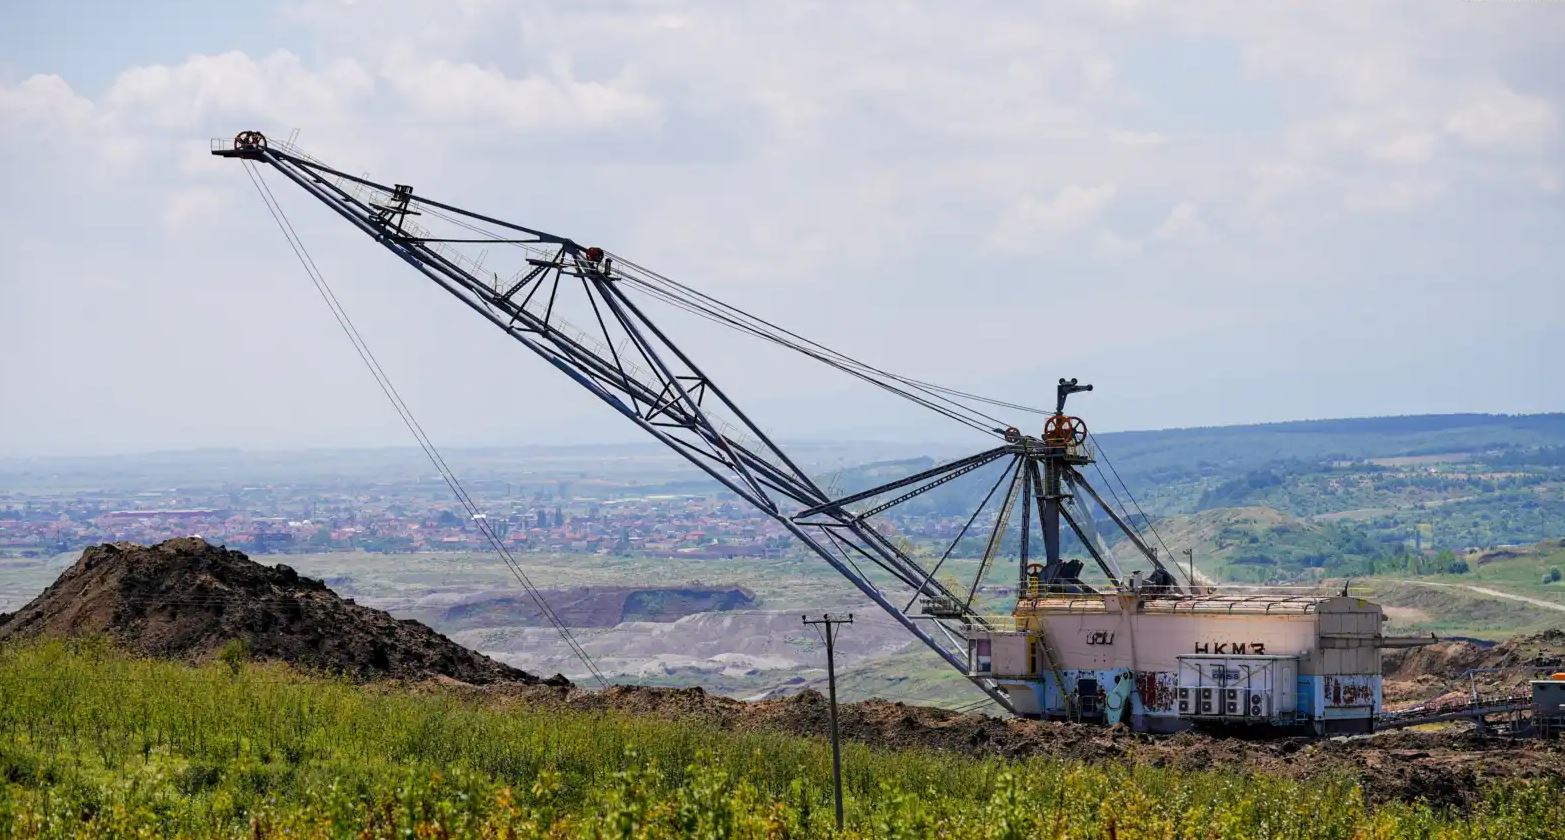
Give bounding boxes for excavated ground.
[468,683,1562,808]
[0,538,562,685]
[437,585,759,629]
[1382,629,1565,705]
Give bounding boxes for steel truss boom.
[215,132,1017,711]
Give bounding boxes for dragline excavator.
[214,131,1194,717]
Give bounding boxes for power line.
[620,279,1005,435]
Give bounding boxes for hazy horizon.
[4,409,1563,463]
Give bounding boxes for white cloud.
[1368,131,1439,164]
[1091,228,1143,261]
[1152,202,1211,243]
[1444,87,1558,149]
[0,74,93,129]
[1109,129,1166,147]
[161,187,228,234]
[104,51,373,132]
[1246,161,1311,210]
[987,183,1118,251]
[1343,180,1445,214]
[1081,56,1117,94]
[383,58,659,132]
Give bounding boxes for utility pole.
[1183,548,1196,591]
[803,613,853,831]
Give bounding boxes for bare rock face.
[0,538,562,686]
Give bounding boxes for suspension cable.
[1088,433,1178,573]
[405,197,1048,432]
[615,264,1034,426]
[624,279,1004,435]
[241,161,608,687]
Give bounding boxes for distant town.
[0,480,974,559]
[0,483,795,558]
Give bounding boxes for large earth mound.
[1383,629,1565,704]
[0,538,558,686]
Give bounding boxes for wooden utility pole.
[803,613,853,831]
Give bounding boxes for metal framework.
[215,131,1188,712]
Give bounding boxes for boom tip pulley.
[212,130,269,159]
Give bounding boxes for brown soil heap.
[0,538,558,686]
[1383,629,1565,704]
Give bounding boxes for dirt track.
[1385,578,1565,614]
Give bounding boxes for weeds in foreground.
[0,639,1559,838]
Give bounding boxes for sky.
[1,0,1562,458]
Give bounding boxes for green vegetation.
[0,641,1561,838]
[1449,541,1565,604]
[1349,540,1565,640]
[1086,415,1565,580]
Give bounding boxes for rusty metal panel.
[1135,670,1178,713]
[1324,674,1377,708]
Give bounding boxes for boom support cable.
[623,284,1002,435]
[240,161,608,687]
[267,148,1047,435]
[1087,433,1181,583]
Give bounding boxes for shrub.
[217,637,251,677]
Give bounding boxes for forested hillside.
[827,414,1565,584]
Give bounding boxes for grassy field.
[1357,540,1565,640]
[1452,541,1565,604]
[1361,580,1562,640]
[1,641,1561,838]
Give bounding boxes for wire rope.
[400,195,1047,433]
[1088,433,1179,577]
[241,162,607,687]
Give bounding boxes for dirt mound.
[1386,631,1565,681]
[0,539,559,686]
[1385,640,1491,683]
[478,682,1562,809]
[1384,630,1565,703]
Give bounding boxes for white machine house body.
[967,591,1400,734]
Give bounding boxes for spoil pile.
[0,538,558,686]
[1383,629,1565,704]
